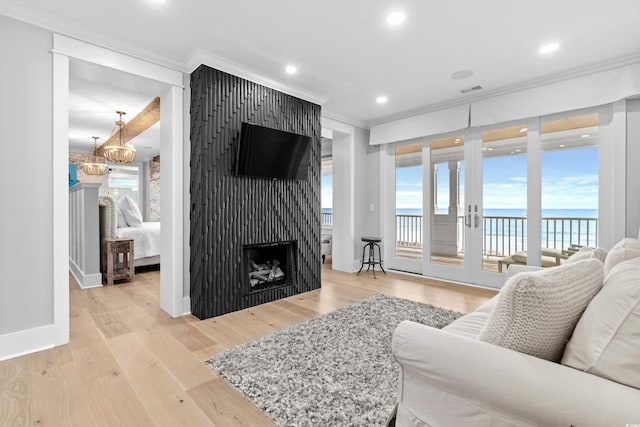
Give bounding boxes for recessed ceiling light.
[285,65,297,75]
[386,11,405,25]
[451,70,473,80]
[520,127,528,133]
[539,43,560,54]
[559,144,566,148]
[581,134,591,138]
[376,96,388,104]
[515,149,521,152]
[487,147,494,151]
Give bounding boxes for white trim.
[370,104,470,146]
[182,296,192,316]
[46,36,187,362]
[321,108,368,130]
[321,117,355,135]
[52,50,70,347]
[186,48,326,106]
[323,118,356,273]
[160,85,185,317]
[68,260,103,289]
[52,34,183,87]
[0,325,56,362]
[601,101,626,248]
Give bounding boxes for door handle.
[474,205,480,228]
[465,205,471,228]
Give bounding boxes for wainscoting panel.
[190,65,322,319]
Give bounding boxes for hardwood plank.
[107,332,213,426]
[160,316,217,352]
[0,359,32,425]
[66,309,154,426]
[187,378,275,427]
[1,265,496,424]
[136,326,218,390]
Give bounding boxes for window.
[321,159,333,226]
[395,142,423,257]
[541,113,599,252]
[107,165,140,206]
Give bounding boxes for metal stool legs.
[357,241,386,278]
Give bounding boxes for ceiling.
[69,61,165,161]
[3,0,640,146]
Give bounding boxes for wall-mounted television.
[235,122,311,180]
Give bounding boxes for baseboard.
[69,259,103,289]
[0,324,56,362]
[182,296,191,316]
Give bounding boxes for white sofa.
[392,241,640,426]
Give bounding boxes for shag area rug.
[206,294,463,426]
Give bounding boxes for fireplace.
[243,241,297,294]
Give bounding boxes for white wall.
[627,99,640,237]
[353,126,382,262]
[0,16,54,334]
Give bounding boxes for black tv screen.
[235,122,311,180]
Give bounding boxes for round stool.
[357,237,386,278]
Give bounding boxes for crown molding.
[0,4,187,73]
[186,48,327,107]
[320,109,368,130]
[368,51,640,127]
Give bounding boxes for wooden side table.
[103,238,134,285]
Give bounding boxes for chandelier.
[103,111,136,164]
[81,136,107,176]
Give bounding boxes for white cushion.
[118,196,143,227]
[603,238,640,275]
[565,246,608,264]
[561,257,640,389]
[443,311,491,339]
[479,259,604,362]
[116,206,128,228]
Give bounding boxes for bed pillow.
[116,206,128,228]
[479,259,604,362]
[119,196,143,227]
[561,257,640,389]
[603,238,640,275]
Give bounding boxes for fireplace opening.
[243,240,297,294]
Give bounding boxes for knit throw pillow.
[479,259,604,362]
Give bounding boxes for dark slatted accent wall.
[189,65,321,319]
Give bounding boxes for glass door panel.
[429,135,465,268]
[395,142,423,259]
[541,113,599,259]
[481,125,528,272]
[321,159,333,227]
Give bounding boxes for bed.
[99,195,161,267]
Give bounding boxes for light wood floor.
[0,263,496,426]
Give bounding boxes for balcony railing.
[322,212,333,226]
[396,214,598,257]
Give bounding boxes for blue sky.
[322,175,333,208]
[322,146,598,211]
[383,146,599,211]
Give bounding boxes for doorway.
[52,34,186,345]
[384,106,610,289]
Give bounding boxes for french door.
[385,107,608,289]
